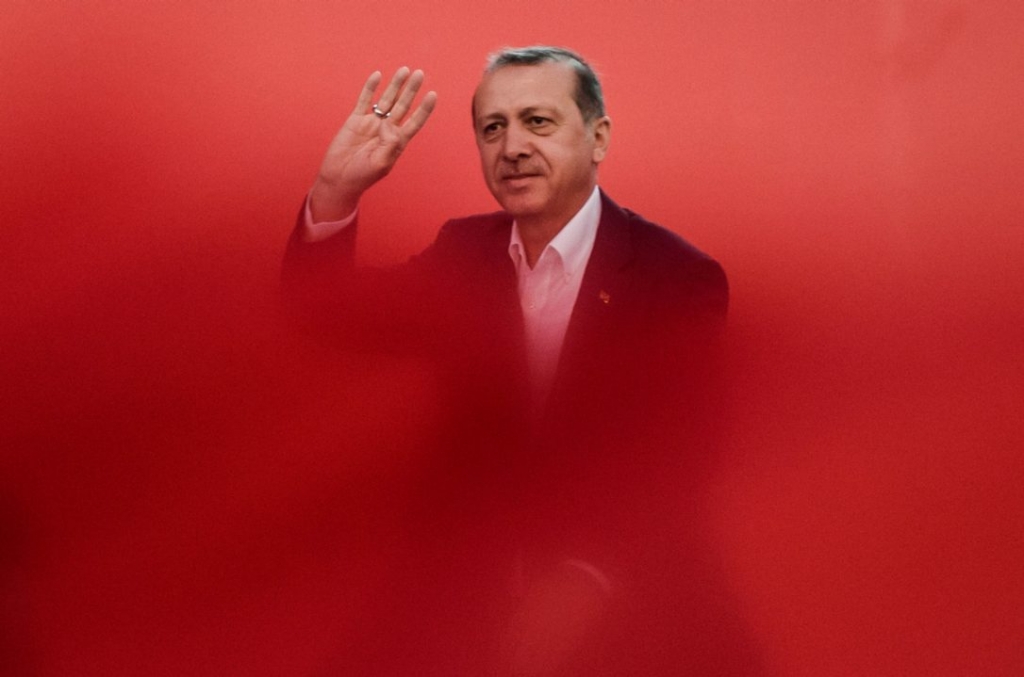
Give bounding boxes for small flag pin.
[599,290,611,304]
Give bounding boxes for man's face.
[473,62,610,226]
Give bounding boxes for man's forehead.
[473,62,577,116]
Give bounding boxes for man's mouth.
[500,172,541,183]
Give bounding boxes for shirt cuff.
[301,192,357,243]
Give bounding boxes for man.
[285,47,758,676]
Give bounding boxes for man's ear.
[591,116,611,163]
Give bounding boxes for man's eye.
[482,122,502,136]
[528,116,549,126]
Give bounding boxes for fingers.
[353,70,383,115]
[387,68,424,120]
[349,66,436,144]
[373,66,411,116]
[399,90,437,141]
[354,66,434,122]
[382,68,435,140]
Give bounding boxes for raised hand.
[310,67,437,221]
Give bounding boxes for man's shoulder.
[438,209,513,239]
[420,209,513,260]
[600,194,726,295]
[586,194,729,326]
[407,209,513,277]
[607,198,718,269]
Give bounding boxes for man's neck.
[516,189,597,269]
[517,220,563,269]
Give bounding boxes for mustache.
[498,165,543,179]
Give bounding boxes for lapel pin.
[599,290,611,305]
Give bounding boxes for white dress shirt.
[508,187,601,402]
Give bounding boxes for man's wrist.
[309,178,360,223]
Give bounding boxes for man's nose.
[501,123,532,160]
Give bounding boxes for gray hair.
[484,45,606,121]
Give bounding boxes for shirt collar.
[508,186,602,275]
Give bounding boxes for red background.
[2,1,1022,674]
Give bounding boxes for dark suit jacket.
[284,189,727,414]
[284,191,762,676]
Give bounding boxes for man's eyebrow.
[518,106,558,118]
[475,106,559,127]
[476,111,507,125]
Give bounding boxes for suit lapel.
[550,192,636,402]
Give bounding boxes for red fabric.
[1,2,1021,675]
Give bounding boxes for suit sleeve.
[280,199,468,357]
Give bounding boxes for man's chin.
[494,194,544,220]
